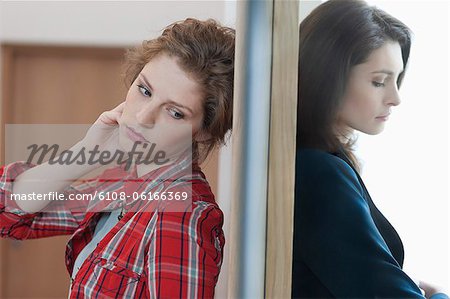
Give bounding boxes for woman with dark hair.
[292,0,448,298]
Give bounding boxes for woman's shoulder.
[296,148,368,223]
[296,147,366,201]
[165,166,218,206]
[297,148,357,180]
[156,167,224,232]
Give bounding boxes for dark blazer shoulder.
[296,148,364,195]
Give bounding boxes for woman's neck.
[334,123,354,145]
[134,158,175,178]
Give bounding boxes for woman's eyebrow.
[371,69,404,76]
[167,100,194,115]
[371,70,393,75]
[138,73,194,115]
[139,73,156,92]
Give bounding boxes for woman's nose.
[386,86,401,107]
[135,103,156,128]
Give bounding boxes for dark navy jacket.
[292,148,448,299]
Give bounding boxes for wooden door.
[0,44,128,299]
[0,44,219,298]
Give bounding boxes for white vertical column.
[228,0,274,298]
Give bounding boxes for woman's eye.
[137,84,152,97]
[167,108,184,120]
[372,81,385,88]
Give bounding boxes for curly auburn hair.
[123,18,235,162]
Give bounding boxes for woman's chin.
[362,125,385,135]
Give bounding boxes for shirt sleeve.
[145,201,225,299]
[0,162,95,240]
[297,153,448,298]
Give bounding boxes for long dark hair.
[297,0,411,171]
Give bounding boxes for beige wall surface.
[0,1,230,46]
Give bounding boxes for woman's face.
[337,41,404,136]
[118,53,205,159]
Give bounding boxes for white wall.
[357,0,449,289]
[215,1,236,296]
[0,1,229,46]
[299,0,321,22]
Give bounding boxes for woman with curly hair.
[1,18,234,298]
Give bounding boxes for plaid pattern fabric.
[0,159,225,299]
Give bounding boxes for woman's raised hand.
[81,101,126,156]
[93,101,126,126]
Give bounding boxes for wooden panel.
[0,44,15,299]
[226,1,298,297]
[265,0,299,298]
[5,45,127,124]
[0,46,13,163]
[201,147,219,198]
[0,44,127,298]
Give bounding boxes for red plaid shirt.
[0,158,225,298]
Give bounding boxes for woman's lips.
[125,125,149,143]
[376,114,390,121]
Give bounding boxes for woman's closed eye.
[372,81,385,88]
[137,84,152,97]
